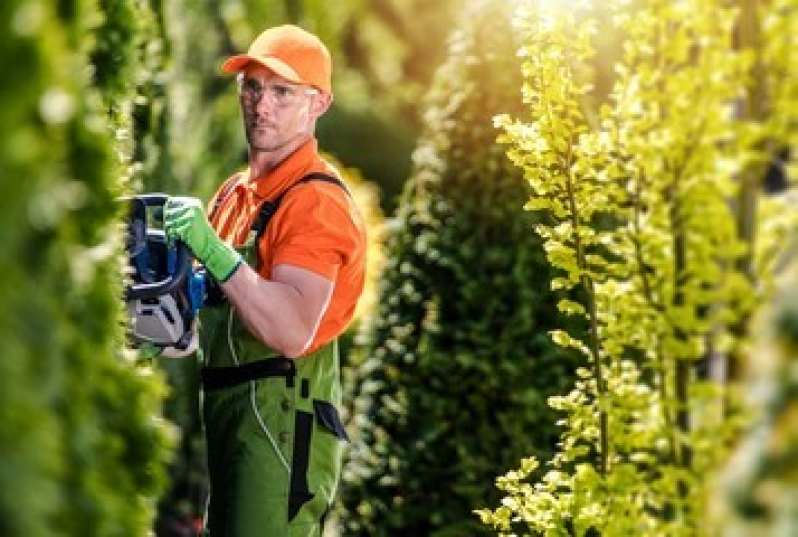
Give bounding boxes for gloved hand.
[164,196,242,282]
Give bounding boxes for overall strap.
[250,172,349,238]
[200,357,296,391]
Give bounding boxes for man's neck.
[247,135,313,180]
[247,150,280,180]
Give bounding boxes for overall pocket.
[313,400,349,441]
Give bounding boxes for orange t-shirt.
[208,140,367,355]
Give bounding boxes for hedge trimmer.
[122,194,205,350]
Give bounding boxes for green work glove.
[164,196,242,282]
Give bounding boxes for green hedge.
[0,1,171,535]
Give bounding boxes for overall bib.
[198,182,349,537]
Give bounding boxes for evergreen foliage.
[478,0,798,535]
[0,1,172,536]
[339,1,582,535]
[148,0,242,198]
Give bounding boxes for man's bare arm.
[221,263,334,358]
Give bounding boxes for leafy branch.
[479,0,798,535]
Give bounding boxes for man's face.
[238,65,320,153]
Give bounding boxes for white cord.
[227,309,239,366]
[251,384,291,473]
[227,308,291,474]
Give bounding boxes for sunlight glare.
[529,0,594,11]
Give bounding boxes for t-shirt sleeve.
[261,183,360,280]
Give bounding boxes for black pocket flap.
[312,400,350,442]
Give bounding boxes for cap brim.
[220,54,302,85]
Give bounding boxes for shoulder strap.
[250,172,349,237]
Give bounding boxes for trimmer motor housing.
[123,194,205,350]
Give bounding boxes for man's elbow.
[269,327,315,360]
[280,342,305,359]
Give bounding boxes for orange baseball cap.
[221,25,332,94]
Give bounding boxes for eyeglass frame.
[236,73,320,107]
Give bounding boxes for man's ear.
[311,92,333,118]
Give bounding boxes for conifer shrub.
[339,2,582,535]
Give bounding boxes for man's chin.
[246,134,279,152]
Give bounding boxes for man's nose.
[255,92,278,112]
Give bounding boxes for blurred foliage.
[337,1,583,535]
[0,1,173,536]
[713,234,798,536]
[479,0,798,535]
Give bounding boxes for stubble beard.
[245,118,282,152]
[245,122,311,157]
[242,104,313,157]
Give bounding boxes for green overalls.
[198,181,349,537]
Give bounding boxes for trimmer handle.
[123,194,192,301]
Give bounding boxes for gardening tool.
[123,194,205,350]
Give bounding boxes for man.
[163,24,367,537]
